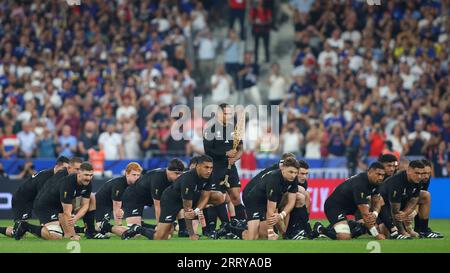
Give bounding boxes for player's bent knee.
[420,191,431,203]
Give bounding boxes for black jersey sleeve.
[389,183,403,203]
[288,181,299,193]
[151,178,164,201]
[203,128,224,158]
[60,178,74,204]
[111,182,124,202]
[181,177,195,201]
[265,179,279,203]
[353,183,369,206]
[81,183,92,199]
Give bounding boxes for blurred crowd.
[0,0,449,177]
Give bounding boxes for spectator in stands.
[304,122,322,159]
[122,121,142,159]
[36,127,57,158]
[141,117,161,157]
[224,29,241,89]
[57,125,77,158]
[238,52,262,105]
[116,95,137,123]
[98,123,124,160]
[280,123,303,156]
[78,120,98,160]
[194,28,217,94]
[327,124,346,157]
[267,62,287,106]
[249,0,272,64]
[407,121,431,156]
[210,64,233,104]
[228,0,247,40]
[17,122,36,158]
[368,123,386,158]
[0,125,19,159]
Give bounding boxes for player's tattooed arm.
[182,199,196,236]
[371,194,383,214]
[391,202,406,234]
[402,197,419,217]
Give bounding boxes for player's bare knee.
[420,191,431,204]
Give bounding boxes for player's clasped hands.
[184,209,196,220]
[267,213,281,226]
[394,211,407,221]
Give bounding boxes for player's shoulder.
[32,168,54,179]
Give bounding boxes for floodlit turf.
[0,219,449,253]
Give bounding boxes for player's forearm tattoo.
[391,202,405,233]
[402,197,419,216]
[185,219,195,236]
[371,195,382,214]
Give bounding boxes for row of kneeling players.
[0,154,443,241]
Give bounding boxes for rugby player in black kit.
[119,159,185,234]
[412,159,443,238]
[203,103,245,229]
[13,162,96,241]
[122,155,213,240]
[378,160,441,239]
[95,162,143,237]
[0,156,69,238]
[314,162,386,240]
[234,158,300,240]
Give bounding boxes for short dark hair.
[196,155,213,165]
[188,156,202,167]
[421,159,432,167]
[369,161,385,171]
[297,160,309,169]
[79,162,93,171]
[409,160,425,169]
[283,158,300,169]
[69,157,83,165]
[167,158,186,172]
[56,156,70,165]
[378,154,398,163]
[280,152,296,163]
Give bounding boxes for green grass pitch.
[1,219,449,253]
